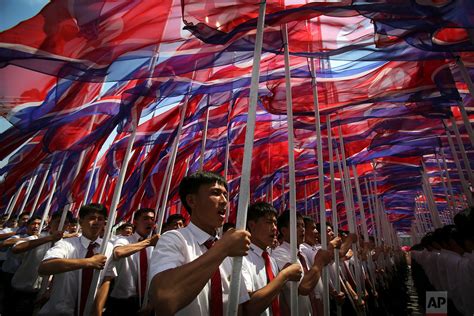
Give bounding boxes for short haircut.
[133,208,155,221]
[454,206,474,240]
[277,209,303,234]
[303,216,315,227]
[166,214,185,226]
[315,222,333,233]
[27,215,42,225]
[51,211,73,223]
[117,222,133,231]
[18,212,30,219]
[79,203,108,220]
[247,202,277,229]
[69,218,78,225]
[178,171,227,215]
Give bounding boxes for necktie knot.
[88,242,97,251]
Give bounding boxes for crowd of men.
[0,171,414,315]
[410,207,474,316]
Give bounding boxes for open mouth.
[217,209,226,220]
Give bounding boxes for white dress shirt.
[271,241,313,315]
[38,235,116,316]
[242,243,279,316]
[11,233,52,292]
[1,235,23,274]
[458,252,474,315]
[110,232,153,299]
[149,221,250,316]
[300,243,323,299]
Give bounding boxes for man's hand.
[87,254,107,270]
[149,234,160,247]
[347,233,358,243]
[329,236,342,249]
[314,249,333,266]
[63,232,79,239]
[281,263,303,282]
[331,291,346,304]
[217,229,251,257]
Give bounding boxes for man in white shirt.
[106,208,159,315]
[10,212,73,314]
[242,202,302,315]
[149,171,251,315]
[38,203,117,316]
[272,210,332,316]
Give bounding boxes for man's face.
[304,221,320,245]
[19,215,29,227]
[134,212,155,237]
[49,218,68,234]
[187,181,228,233]
[297,218,305,246]
[79,212,106,240]
[6,220,17,228]
[327,226,335,240]
[121,226,133,236]
[26,219,41,236]
[68,224,78,233]
[170,219,184,230]
[249,214,277,249]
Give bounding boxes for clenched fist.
[217,229,251,257]
[87,254,107,270]
[281,263,303,282]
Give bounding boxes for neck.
[251,238,268,251]
[305,239,315,246]
[191,219,217,236]
[83,232,99,241]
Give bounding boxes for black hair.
[315,222,333,234]
[51,211,73,223]
[133,208,155,221]
[247,202,277,229]
[27,215,42,225]
[178,171,227,215]
[303,216,315,227]
[277,209,303,234]
[79,203,108,220]
[17,212,30,220]
[166,213,185,225]
[69,218,79,225]
[117,222,134,231]
[420,232,434,248]
[454,206,474,240]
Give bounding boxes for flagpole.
[448,116,474,186]
[421,162,443,228]
[199,104,210,171]
[439,149,458,214]
[30,166,52,216]
[309,55,329,316]
[6,181,26,219]
[228,1,266,314]
[455,57,474,147]
[19,173,38,214]
[39,157,66,233]
[155,102,187,234]
[327,116,342,316]
[444,123,473,206]
[83,108,138,315]
[98,174,109,204]
[83,152,100,205]
[435,152,455,214]
[282,24,299,316]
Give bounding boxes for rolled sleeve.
[42,239,70,261]
[148,231,186,282]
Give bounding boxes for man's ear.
[247,220,256,233]
[186,194,196,212]
[281,226,289,238]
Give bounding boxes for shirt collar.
[80,235,102,249]
[188,221,217,246]
[250,242,267,257]
[132,232,143,241]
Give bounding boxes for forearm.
[244,273,288,315]
[94,278,112,316]
[149,246,227,315]
[114,240,150,259]
[299,263,322,295]
[0,238,25,249]
[0,232,16,239]
[339,241,353,258]
[12,236,53,254]
[38,258,91,275]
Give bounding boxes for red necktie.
[80,242,96,316]
[204,239,223,316]
[262,250,281,316]
[139,247,148,302]
[298,252,320,315]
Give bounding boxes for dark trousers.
[10,289,38,316]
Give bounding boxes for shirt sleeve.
[271,247,291,271]
[42,239,70,261]
[148,230,187,282]
[113,237,130,248]
[241,257,254,293]
[103,241,118,279]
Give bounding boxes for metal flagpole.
[199,104,210,171]
[327,116,342,316]
[309,56,329,316]
[6,181,26,219]
[421,163,443,228]
[454,57,474,147]
[449,117,474,186]
[30,166,52,216]
[83,153,100,205]
[439,149,459,214]
[39,157,66,233]
[155,102,188,234]
[434,152,455,214]
[282,24,300,315]
[19,173,38,214]
[444,124,473,206]
[98,174,109,204]
[228,1,267,314]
